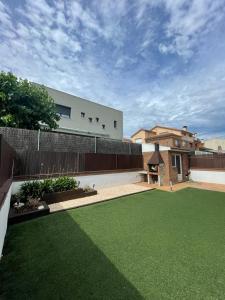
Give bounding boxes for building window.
[81,112,85,118]
[88,117,92,123]
[172,155,176,167]
[56,104,71,118]
[96,117,99,122]
[175,139,180,147]
[114,120,117,128]
[135,138,142,144]
[102,124,105,129]
[182,141,186,147]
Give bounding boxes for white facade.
[142,143,170,152]
[44,86,123,140]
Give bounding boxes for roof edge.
[130,128,150,138]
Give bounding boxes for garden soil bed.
[8,201,50,225]
[42,189,97,204]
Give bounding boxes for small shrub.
[40,179,54,195]
[26,197,40,209]
[18,176,78,201]
[51,176,77,192]
[20,181,42,202]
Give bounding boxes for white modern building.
[41,85,123,140]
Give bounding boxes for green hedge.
[18,177,78,202]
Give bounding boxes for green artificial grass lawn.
[1,188,225,300]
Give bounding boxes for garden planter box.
[8,201,50,225]
[42,189,97,204]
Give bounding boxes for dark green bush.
[40,179,54,195]
[19,181,42,202]
[51,176,77,192]
[16,176,78,202]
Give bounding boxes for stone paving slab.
[49,184,154,213]
[136,181,225,193]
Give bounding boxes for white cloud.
[161,0,225,58]
[123,61,225,138]
[136,0,225,59]
[0,0,225,139]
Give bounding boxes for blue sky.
[1,0,225,138]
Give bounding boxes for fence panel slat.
[190,154,225,170]
[13,151,143,179]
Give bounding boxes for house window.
[172,155,176,167]
[56,104,71,118]
[81,112,85,118]
[175,139,180,147]
[135,138,142,144]
[96,117,99,122]
[182,141,186,147]
[88,117,92,123]
[102,124,105,129]
[114,120,117,128]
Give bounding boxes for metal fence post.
[37,129,40,151]
[95,136,97,153]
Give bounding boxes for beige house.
[131,125,201,186]
[40,85,123,140]
[131,125,201,150]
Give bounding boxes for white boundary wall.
[0,186,12,258]
[190,169,225,185]
[12,171,143,194]
[142,143,170,152]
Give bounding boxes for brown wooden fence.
[14,151,143,179]
[15,151,85,177]
[190,154,225,170]
[84,153,143,171]
[0,135,15,208]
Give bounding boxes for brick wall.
[0,127,142,155]
[181,153,189,179]
[143,150,189,186]
[168,151,189,184]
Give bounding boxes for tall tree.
[0,72,60,130]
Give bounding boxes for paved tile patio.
[49,183,154,213]
[137,181,225,192]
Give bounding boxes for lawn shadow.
[0,211,144,300]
